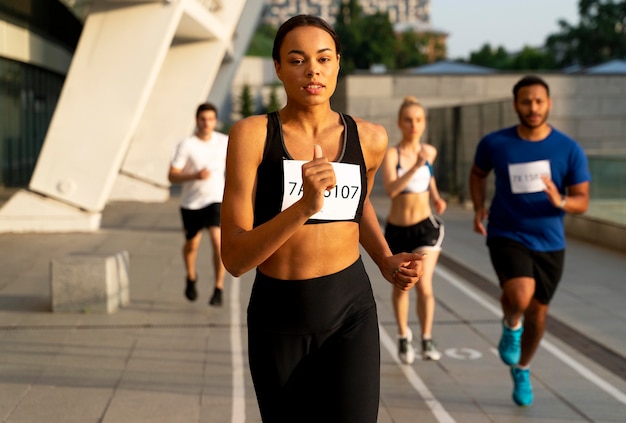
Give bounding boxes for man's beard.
[517,111,548,129]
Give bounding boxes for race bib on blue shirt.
[508,160,551,193]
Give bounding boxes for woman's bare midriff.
[258,221,361,280]
[387,191,432,226]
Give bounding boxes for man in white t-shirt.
[169,103,229,306]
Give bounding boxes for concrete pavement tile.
[0,384,32,421]
[200,395,262,423]
[4,385,112,423]
[0,333,65,366]
[102,389,199,423]
[0,363,43,387]
[38,366,122,389]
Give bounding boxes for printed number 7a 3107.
[324,185,359,199]
[287,182,359,199]
[288,181,359,200]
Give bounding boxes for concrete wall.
[334,73,626,155]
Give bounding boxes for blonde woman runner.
[382,96,447,364]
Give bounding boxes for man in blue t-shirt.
[469,75,590,407]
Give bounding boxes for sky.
[430,0,581,59]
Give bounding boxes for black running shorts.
[384,215,444,254]
[180,202,221,240]
[487,236,565,304]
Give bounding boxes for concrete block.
[50,251,130,313]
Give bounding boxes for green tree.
[469,44,511,69]
[335,2,399,73]
[395,30,428,69]
[238,83,256,118]
[264,83,282,113]
[360,11,398,70]
[334,0,366,75]
[510,46,557,70]
[246,23,276,57]
[545,0,626,67]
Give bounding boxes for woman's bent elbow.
[227,267,246,278]
[221,253,247,277]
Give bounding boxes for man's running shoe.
[511,367,533,406]
[498,320,523,365]
[185,277,198,302]
[209,287,223,307]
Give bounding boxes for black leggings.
[247,258,380,423]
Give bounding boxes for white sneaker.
[398,328,415,364]
[421,338,442,361]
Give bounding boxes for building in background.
[0,0,82,188]
[0,0,256,233]
[0,0,258,196]
[262,0,446,63]
[263,0,430,28]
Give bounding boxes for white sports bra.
[396,146,433,194]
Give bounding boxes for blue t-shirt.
[474,125,591,251]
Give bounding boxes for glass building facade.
[0,58,65,186]
[0,0,82,187]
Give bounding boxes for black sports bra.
[253,112,367,227]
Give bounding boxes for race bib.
[281,160,362,220]
[508,160,551,194]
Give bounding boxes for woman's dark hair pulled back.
[271,14,341,63]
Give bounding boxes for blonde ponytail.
[398,96,424,120]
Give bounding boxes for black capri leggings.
[247,257,380,423]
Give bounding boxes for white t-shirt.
[170,132,229,210]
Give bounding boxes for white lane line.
[379,326,456,423]
[230,276,246,423]
[435,266,626,406]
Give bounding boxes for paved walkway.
[0,190,624,422]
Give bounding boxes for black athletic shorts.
[487,236,565,305]
[180,202,221,240]
[384,215,444,254]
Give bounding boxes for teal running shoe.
[511,367,533,406]
[498,320,523,365]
